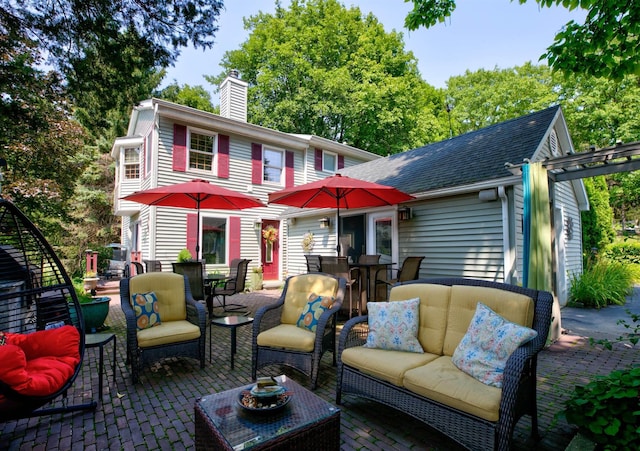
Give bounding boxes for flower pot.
[250,272,263,291]
[83,277,100,292]
[80,297,111,333]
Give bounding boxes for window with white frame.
[123,147,140,179]
[263,147,283,184]
[189,129,216,171]
[323,150,337,172]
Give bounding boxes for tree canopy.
[209,0,448,155]
[404,0,640,80]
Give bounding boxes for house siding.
[404,194,505,281]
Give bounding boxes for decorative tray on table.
[237,377,291,413]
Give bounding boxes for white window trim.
[187,126,218,174]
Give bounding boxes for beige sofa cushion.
[281,274,339,325]
[137,320,201,348]
[130,273,187,322]
[403,356,502,422]
[442,285,534,356]
[342,346,438,386]
[257,324,316,352]
[389,284,451,355]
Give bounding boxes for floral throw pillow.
[297,293,335,332]
[364,298,423,353]
[132,292,161,330]
[452,302,538,388]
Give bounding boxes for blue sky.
[161,0,586,99]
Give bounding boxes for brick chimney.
[219,69,248,122]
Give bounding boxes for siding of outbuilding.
[402,194,505,281]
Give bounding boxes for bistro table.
[194,375,340,450]
[210,315,254,367]
[348,261,395,305]
[85,332,117,402]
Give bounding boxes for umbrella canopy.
[122,179,265,260]
[268,174,414,254]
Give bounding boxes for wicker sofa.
[336,278,553,451]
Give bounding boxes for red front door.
[261,220,280,281]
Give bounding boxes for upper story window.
[124,147,140,179]
[323,151,337,173]
[263,148,283,184]
[189,129,216,172]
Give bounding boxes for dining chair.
[305,254,323,272]
[211,259,251,314]
[129,262,144,276]
[172,261,206,308]
[374,256,425,300]
[321,256,359,318]
[144,259,162,272]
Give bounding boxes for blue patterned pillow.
[452,302,537,388]
[363,298,423,353]
[297,293,335,332]
[132,292,161,330]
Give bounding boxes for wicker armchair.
[120,272,206,383]
[251,273,346,389]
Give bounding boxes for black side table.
[210,316,254,368]
[85,332,117,401]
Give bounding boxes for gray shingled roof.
[340,105,561,195]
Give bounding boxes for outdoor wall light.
[319,217,331,229]
[254,220,262,231]
[398,206,411,221]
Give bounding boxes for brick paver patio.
[1,285,638,450]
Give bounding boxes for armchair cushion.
[256,324,315,352]
[136,320,202,348]
[132,291,161,330]
[364,298,423,353]
[296,293,335,332]
[280,274,339,325]
[452,302,537,388]
[129,272,187,322]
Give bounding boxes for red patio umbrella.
[122,179,265,260]
[268,174,414,254]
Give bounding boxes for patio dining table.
[348,261,394,305]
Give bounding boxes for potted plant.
[82,271,100,294]
[177,248,193,262]
[73,278,110,333]
[251,266,263,291]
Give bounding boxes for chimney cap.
[229,69,240,78]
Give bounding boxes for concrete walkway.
[1,283,638,450]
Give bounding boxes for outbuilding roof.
[340,105,561,195]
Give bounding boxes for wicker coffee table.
[194,375,340,450]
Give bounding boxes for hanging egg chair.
[0,197,96,421]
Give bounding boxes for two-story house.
[111,72,380,284]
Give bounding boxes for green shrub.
[603,241,640,265]
[177,248,193,262]
[568,260,634,308]
[563,366,640,451]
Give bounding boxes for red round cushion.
[0,326,80,397]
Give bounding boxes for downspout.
[498,186,514,284]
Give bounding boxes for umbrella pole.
[336,203,341,255]
[196,201,201,261]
